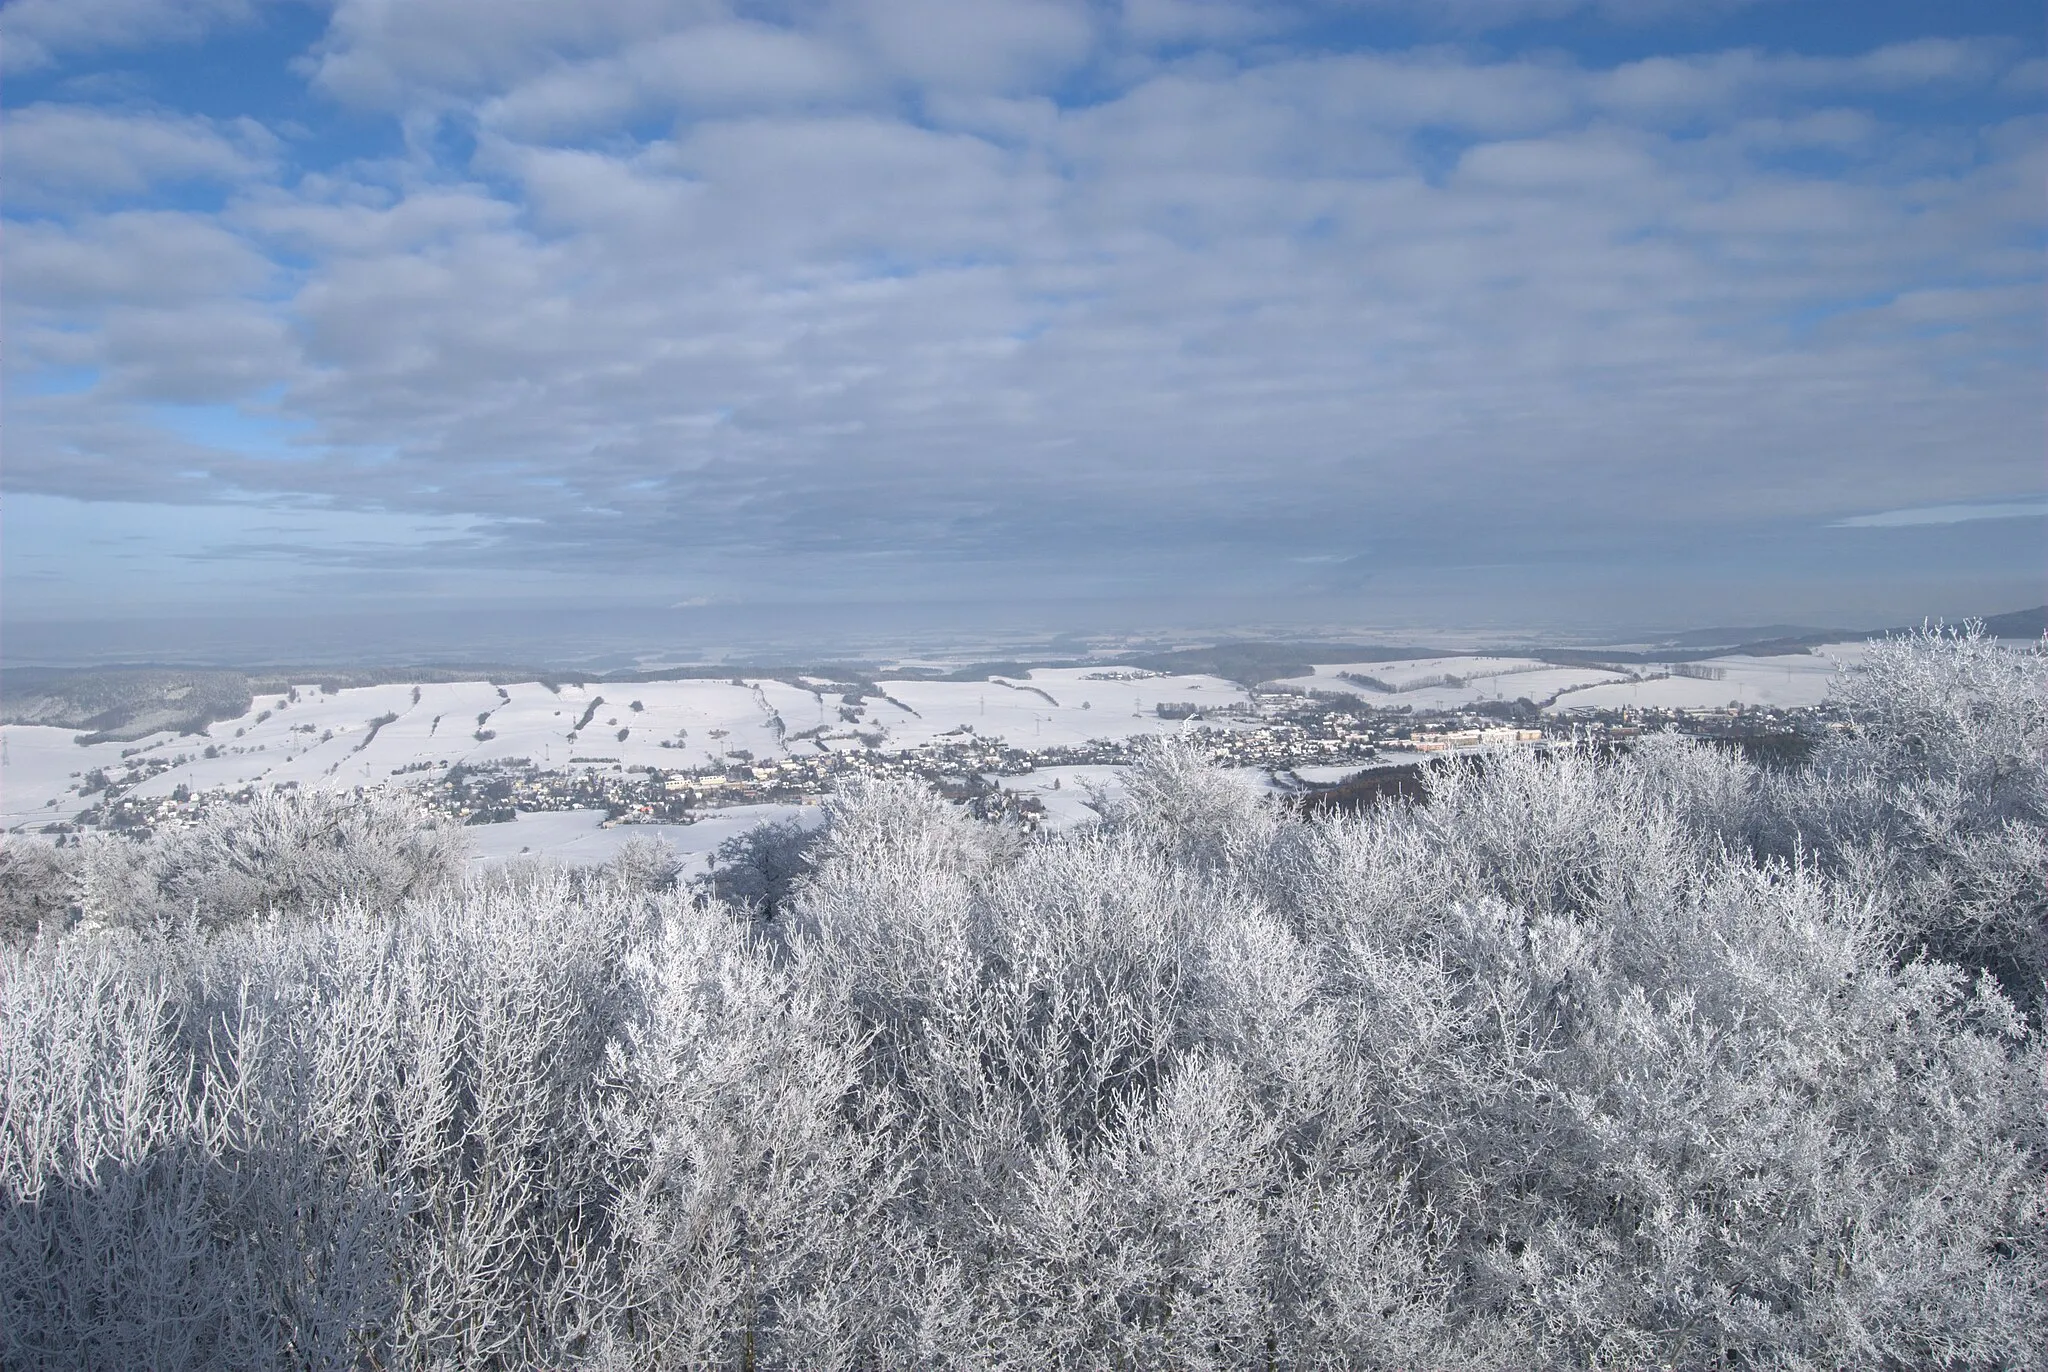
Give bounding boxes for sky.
[3,0,2043,664]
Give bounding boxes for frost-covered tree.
[698,815,821,924]
[0,839,78,943]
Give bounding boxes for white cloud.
[846,0,1096,94]
[1999,56,2046,99]
[235,184,518,256]
[1833,502,2048,529]
[480,23,873,139]
[310,0,1107,112]
[1119,0,1277,45]
[1250,52,1577,135]
[1304,0,1772,30]
[1726,107,1877,150]
[0,0,261,73]
[1849,36,2003,87]
[4,211,275,308]
[2,104,277,205]
[1594,39,2013,121]
[4,20,2042,617]
[1455,133,1660,188]
[98,301,302,402]
[307,0,724,108]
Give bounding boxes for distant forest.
[2,626,2042,1369]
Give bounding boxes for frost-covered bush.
[603,834,685,894]
[3,877,637,1368]
[1776,625,2048,1004]
[0,839,78,943]
[1105,734,1280,877]
[75,786,468,930]
[1826,624,2046,795]
[3,630,2043,1369]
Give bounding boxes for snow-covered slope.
[1,669,1251,835]
[1273,656,1635,709]
[1274,645,1868,714]
[1544,648,1865,711]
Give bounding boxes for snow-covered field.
[990,763,1276,831]
[1285,763,1398,785]
[0,669,1250,844]
[1275,644,1870,714]
[0,727,98,832]
[991,765,1127,831]
[863,668,1244,751]
[1548,646,1869,712]
[1273,657,1637,710]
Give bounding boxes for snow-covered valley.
[2,645,1871,857]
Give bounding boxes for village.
[53,694,1830,839]
[17,650,1843,843]
[65,698,1820,837]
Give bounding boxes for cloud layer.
[3,0,2042,642]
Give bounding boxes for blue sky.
[3,0,2042,660]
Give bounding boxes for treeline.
[1,628,2042,1369]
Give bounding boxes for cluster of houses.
[1388,727,1546,752]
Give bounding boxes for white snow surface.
[1548,647,1868,712]
[0,727,100,830]
[1284,764,1391,785]
[865,668,1246,751]
[1274,657,1636,710]
[992,763,1273,831]
[992,765,1126,831]
[461,805,821,869]
[1275,645,1870,714]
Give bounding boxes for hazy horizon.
[7,591,2043,675]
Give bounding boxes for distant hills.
[1976,605,2047,639]
[0,669,259,744]
[5,607,2038,739]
